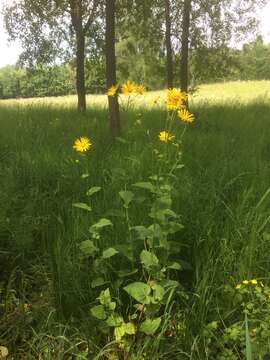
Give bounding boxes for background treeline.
[1,36,269,99]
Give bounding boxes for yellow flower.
[107,84,118,97]
[73,137,92,153]
[159,131,175,143]
[136,84,145,95]
[235,284,242,289]
[250,279,258,285]
[167,88,187,111]
[178,109,195,123]
[122,80,137,96]
[242,280,249,285]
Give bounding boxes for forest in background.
[1,36,270,99]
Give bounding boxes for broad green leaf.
[95,218,113,228]
[91,277,106,288]
[102,247,119,259]
[119,190,134,208]
[72,202,92,212]
[140,317,161,335]
[132,226,152,240]
[98,288,111,305]
[132,182,155,193]
[79,240,98,256]
[152,283,165,302]
[117,268,138,278]
[90,305,106,320]
[90,218,113,231]
[140,250,159,270]
[108,301,116,311]
[124,282,151,304]
[114,325,126,341]
[106,313,124,327]
[168,221,184,234]
[124,322,136,335]
[168,262,182,270]
[87,186,101,197]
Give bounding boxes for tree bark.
[70,0,86,112]
[180,0,191,95]
[105,0,120,137]
[165,0,173,89]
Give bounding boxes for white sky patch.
[0,0,270,68]
[0,0,22,67]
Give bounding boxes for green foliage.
[204,281,270,359]
[1,88,270,358]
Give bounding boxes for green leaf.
[132,226,152,240]
[90,305,106,320]
[87,186,101,197]
[114,325,126,341]
[102,247,119,259]
[106,313,124,327]
[168,262,182,270]
[89,218,113,233]
[91,277,106,288]
[140,250,159,270]
[98,288,111,305]
[140,318,161,335]
[152,283,165,302]
[132,182,155,193]
[108,301,116,311]
[119,190,134,208]
[72,202,92,212]
[79,240,98,256]
[117,268,138,278]
[124,282,151,304]
[124,322,136,335]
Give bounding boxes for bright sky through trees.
[0,0,269,68]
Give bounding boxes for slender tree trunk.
[70,0,86,112]
[105,0,120,137]
[165,0,173,89]
[180,0,191,95]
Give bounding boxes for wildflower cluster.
[166,88,187,112]
[158,88,195,143]
[166,88,194,124]
[107,81,145,97]
[235,279,261,289]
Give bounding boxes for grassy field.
[1,80,269,109]
[1,81,270,359]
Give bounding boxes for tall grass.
[1,83,270,358]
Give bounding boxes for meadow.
[1,80,270,359]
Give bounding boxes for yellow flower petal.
[73,137,92,153]
[159,131,175,143]
[178,109,195,123]
[107,84,118,97]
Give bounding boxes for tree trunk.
[70,0,86,112]
[180,0,191,95]
[105,0,120,137]
[165,0,173,89]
